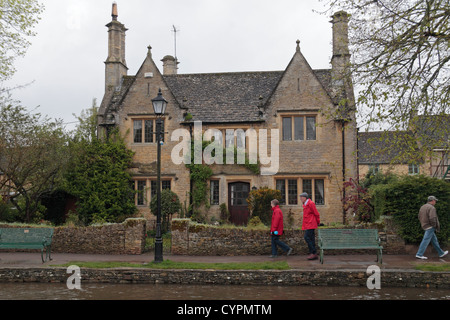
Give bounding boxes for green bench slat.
[0,243,45,247]
[318,229,383,264]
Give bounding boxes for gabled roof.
[163,71,283,123]
[413,115,450,149]
[106,76,136,113]
[163,68,335,123]
[100,60,338,124]
[358,131,423,164]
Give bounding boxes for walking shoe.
[415,255,428,260]
[307,254,318,260]
[287,248,293,256]
[269,255,278,258]
[439,251,448,258]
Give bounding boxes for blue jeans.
[271,235,290,256]
[416,228,445,257]
[304,229,317,254]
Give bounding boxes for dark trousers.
[271,235,290,256]
[304,229,317,254]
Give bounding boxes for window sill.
[281,140,317,142]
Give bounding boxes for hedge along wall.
[0,218,146,255]
[171,219,408,256]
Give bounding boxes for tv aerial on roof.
[172,25,180,60]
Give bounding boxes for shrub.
[360,170,398,189]
[342,178,374,222]
[285,208,295,229]
[247,187,282,226]
[150,189,181,232]
[219,203,230,224]
[64,211,84,227]
[0,201,15,223]
[64,131,136,225]
[247,216,267,229]
[374,175,450,244]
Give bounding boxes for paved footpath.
[0,251,447,270]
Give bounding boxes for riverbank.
[0,252,449,288]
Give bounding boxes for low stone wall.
[0,267,448,288]
[0,218,146,255]
[171,219,408,256]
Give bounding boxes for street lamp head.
[152,88,168,117]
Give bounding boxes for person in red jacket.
[300,192,321,260]
[270,199,293,258]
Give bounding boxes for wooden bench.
[0,228,54,263]
[318,229,383,264]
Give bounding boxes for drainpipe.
[356,127,360,182]
[342,120,346,224]
[189,122,193,217]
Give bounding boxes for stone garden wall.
[0,218,146,255]
[171,218,408,256]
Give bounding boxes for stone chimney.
[161,55,179,75]
[104,2,128,92]
[330,11,350,88]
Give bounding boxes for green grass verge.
[414,263,450,272]
[53,259,290,270]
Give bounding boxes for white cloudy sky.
[5,0,336,130]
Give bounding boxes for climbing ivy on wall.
[185,139,260,220]
[185,140,213,220]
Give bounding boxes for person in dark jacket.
[270,199,293,258]
[416,196,448,260]
[300,192,321,260]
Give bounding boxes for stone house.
[358,115,450,181]
[357,131,425,178]
[413,115,450,180]
[98,4,358,226]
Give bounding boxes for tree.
[64,129,136,225]
[321,0,449,158]
[71,98,98,143]
[0,0,44,82]
[0,96,69,222]
[150,189,181,232]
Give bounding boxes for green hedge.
[372,175,450,244]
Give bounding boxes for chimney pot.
[161,55,179,75]
[112,2,118,20]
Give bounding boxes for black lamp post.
[151,88,168,263]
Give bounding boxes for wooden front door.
[228,182,250,226]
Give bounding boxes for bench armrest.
[42,233,53,246]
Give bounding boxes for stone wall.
[0,218,146,255]
[171,219,408,256]
[0,267,448,288]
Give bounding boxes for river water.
[0,282,449,300]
